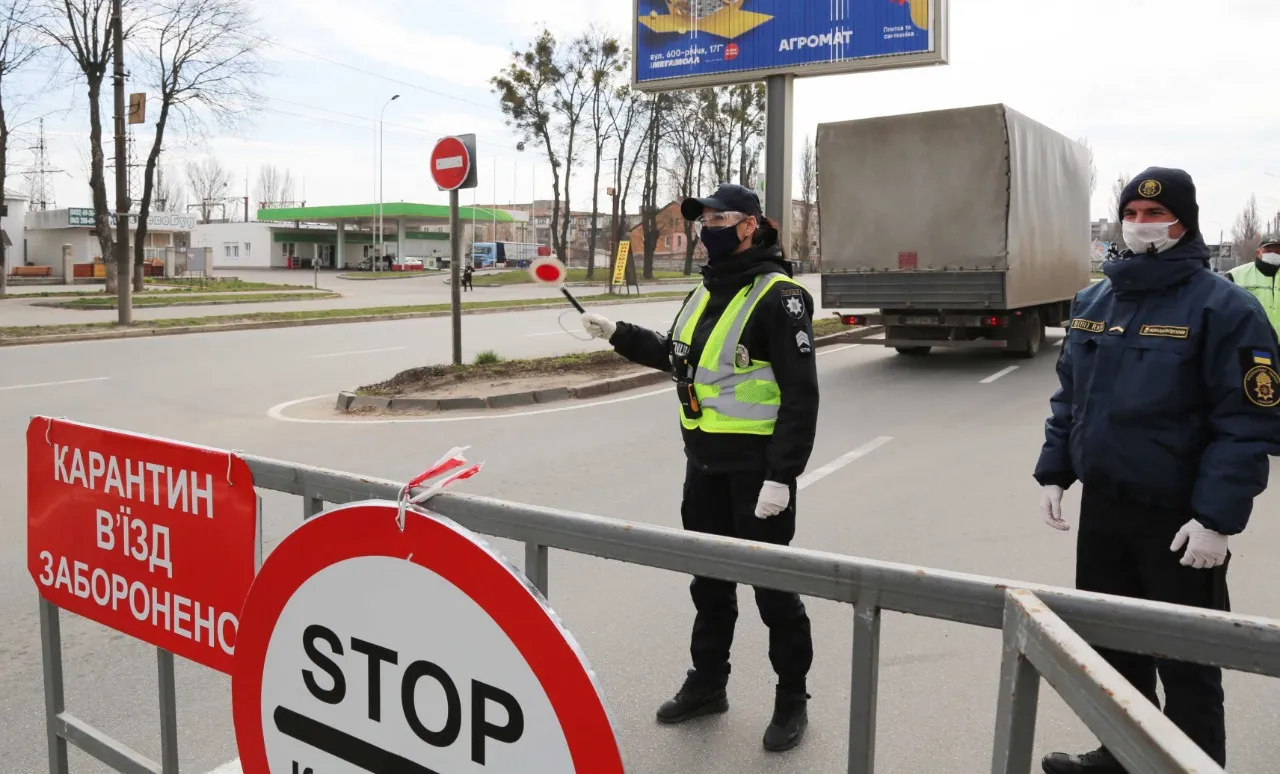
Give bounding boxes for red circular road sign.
[430,136,472,191]
[232,501,624,774]
[529,257,567,286]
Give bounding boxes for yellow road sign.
[611,241,631,286]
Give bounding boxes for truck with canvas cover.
[817,103,1091,357]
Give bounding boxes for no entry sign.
[232,502,623,774]
[431,135,476,191]
[26,417,258,673]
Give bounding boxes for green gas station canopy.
[257,202,516,223]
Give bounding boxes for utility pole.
[112,0,132,323]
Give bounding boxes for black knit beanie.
[1118,167,1199,235]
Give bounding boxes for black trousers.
[680,463,813,693]
[1077,489,1230,766]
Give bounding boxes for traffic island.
[336,324,883,415]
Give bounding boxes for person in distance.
[1034,167,1280,773]
[580,183,819,753]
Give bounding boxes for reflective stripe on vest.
[671,272,796,434]
[1229,263,1280,333]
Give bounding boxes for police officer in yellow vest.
[581,183,819,752]
[1228,234,1280,333]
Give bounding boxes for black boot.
[655,670,729,724]
[1042,747,1126,773]
[762,689,809,752]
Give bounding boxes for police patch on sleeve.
[795,330,812,355]
[1245,364,1280,408]
[780,287,806,321]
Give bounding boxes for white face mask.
[1260,251,1280,266]
[1122,219,1180,254]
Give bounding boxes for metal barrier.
[38,451,1280,774]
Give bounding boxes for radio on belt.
[231,500,625,774]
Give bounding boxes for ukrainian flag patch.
[1254,350,1273,365]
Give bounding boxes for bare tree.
[728,83,765,185]
[37,0,130,293]
[579,27,621,279]
[1077,136,1097,196]
[796,134,816,266]
[1233,194,1262,267]
[665,92,705,275]
[186,155,229,223]
[605,82,649,284]
[130,0,266,290]
[1106,173,1130,244]
[639,92,669,280]
[152,163,184,212]
[492,29,590,265]
[0,0,46,299]
[255,163,293,208]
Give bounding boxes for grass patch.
[9,279,314,299]
[471,268,691,286]
[360,351,630,396]
[0,290,689,340]
[473,350,503,365]
[813,317,852,337]
[51,292,334,309]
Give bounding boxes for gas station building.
[191,202,523,270]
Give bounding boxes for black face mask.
[700,225,744,260]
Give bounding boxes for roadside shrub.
[473,350,503,366]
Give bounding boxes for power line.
[266,96,523,153]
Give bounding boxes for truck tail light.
[981,315,1005,328]
[839,314,867,326]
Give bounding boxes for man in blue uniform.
[1034,168,1280,773]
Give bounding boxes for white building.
[190,222,275,269]
[24,208,195,273]
[2,188,28,267]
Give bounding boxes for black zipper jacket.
[608,243,819,483]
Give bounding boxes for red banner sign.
[27,417,258,674]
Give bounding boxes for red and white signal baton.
[528,256,586,313]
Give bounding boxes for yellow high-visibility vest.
[1229,263,1280,333]
[670,272,799,435]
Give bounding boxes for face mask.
[1122,219,1180,254]
[699,224,745,260]
[1260,252,1280,266]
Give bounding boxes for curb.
[33,293,338,311]
[336,325,883,414]
[0,294,686,348]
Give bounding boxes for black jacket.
[609,243,819,482]
[1034,235,1280,534]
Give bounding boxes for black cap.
[1261,234,1280,248]
[1119,167,1200,235]
[681,183,763,222]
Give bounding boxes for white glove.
[1170,519,1229,569]
[754,481,791,519]
[1041,485,1068,531]
[581,312,616,341]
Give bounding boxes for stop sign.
[431,136,473,191]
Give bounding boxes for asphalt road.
[1,303,1278,774]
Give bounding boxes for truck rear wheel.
[1004,310,1044,359]
[894,346,932,356]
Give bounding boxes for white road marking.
[1054,339,1064,348]
[311,346,408,359]
[798,436,893,490]
[206,761,241,774]
[980,365,1019,384]
[267,341,865,425]
[0,376,110,392]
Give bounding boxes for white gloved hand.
[1170,519,1229,569]
[754,481,791,519]
[1041,485,1068,531]
[581,312,616,341]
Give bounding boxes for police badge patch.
[735,344,750,368]
[780,287,805,320]
[1245,364,1280,408]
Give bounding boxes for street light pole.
[377,94,400,271]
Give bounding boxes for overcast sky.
[7,0,1280,241]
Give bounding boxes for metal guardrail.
[39,452,1280,773]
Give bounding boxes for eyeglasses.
[694,211,750,233]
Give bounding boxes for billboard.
[633,0,947,90]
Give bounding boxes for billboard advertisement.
[633,0,946,90]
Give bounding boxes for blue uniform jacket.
[1034,235,1280,535]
